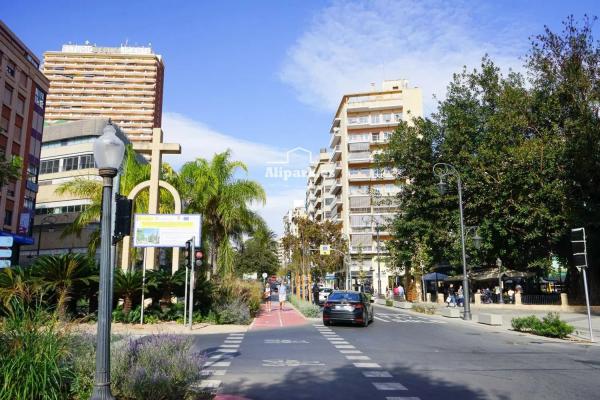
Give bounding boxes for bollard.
[474,293,481,305]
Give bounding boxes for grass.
[289,295,320,318]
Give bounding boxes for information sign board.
[133,214,201,248]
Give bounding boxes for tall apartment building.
[42,43,164,143]
[0,21,50,263]
[305,149,336,222]
[326,79,422,293]
[19,119,137,264]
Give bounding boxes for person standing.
[398,284,405,301]
[264,283,272,312]
[278,281,288,311]
[312,282,320,305]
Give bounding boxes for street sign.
[262,272,268,279]
[0,260,10,268]
[571,228,588,269]
[319,244,331,255]
[0,237,13,247]
[133,214,202,247]
[0,249,12,258]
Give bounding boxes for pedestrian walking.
[446,284,456,307]
[457,285,464,307]
[264,283,272,312]
[398,284,405,301]
[278,281,288,311]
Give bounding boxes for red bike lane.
[249,303,308,330]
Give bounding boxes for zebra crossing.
[374,313,446,324]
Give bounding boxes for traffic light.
[112,194,132,244]
[184,240,192,268]
[194,249,204,268]
[571,228,588,269]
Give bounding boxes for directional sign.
[0,237,13,247]
[0,249,12,258]
[319,244,331,256]
[0,260,11,268]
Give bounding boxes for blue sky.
[2,1,598,234]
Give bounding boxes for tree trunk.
[123,295,132,316]
[57,289,69,321]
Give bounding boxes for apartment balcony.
[329,128,341,148]
[347,152,372,164]
[346,114,403,130]
[348,172,395,182]
[329,179,342,195]
[331,145,342,162]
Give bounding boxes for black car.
[322,290,374,327]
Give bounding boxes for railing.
[521,294,561,305]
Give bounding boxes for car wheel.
[362,311,369,327]
[323,320,331,326]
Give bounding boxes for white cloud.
[253,187,307,236]
[161,112,282,169]
[280,0,528,113]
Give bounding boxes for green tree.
[0,152,21,190]
[172,150,266,277]
[235,227,280,278]
[114,268,144,316]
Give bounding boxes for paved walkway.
[249,302,307,330]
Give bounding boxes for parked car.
[322,290,374,327]
[318,287,334,305]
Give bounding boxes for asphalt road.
[191,304,600,400]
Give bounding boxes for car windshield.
[327,292,360,301]
[320,288,333,293]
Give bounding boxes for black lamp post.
[90,121,124,400]
[496,257,503,304]
[433,162,474,321]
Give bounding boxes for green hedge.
[511,312,574,339]
[289,295,320,318]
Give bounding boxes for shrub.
[66,333,96,400]
[214,298,251,324]
[289,295,320,318]
[511,312,574,339]
[0,302,73,400]
[413,303,437,315]
[111,334,205,400]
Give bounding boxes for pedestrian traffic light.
[184,240,192,268]
[194,249,203,268]
[112,194,132,244]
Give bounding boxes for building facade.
[323,80,422,293]
[42,43,164,143]
[305,149,336,223]
[0,20,50,263]
[19,119,136,264]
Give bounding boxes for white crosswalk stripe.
[373,382,408,391]
[375,313,446,324]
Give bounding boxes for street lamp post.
[91,121,125,400]
[433,162,477,321]
[496,257,503,304]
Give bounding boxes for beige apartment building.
[306,149,337,223]
[42,43,164,143]
[325,79,422,293]
[0,20,49,264]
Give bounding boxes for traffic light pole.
[188,237,195,330]
[582,267,593,342]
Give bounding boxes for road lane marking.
[216,348,238,353]
[374,315,391,322]
[373,382,408,391]
[201,369,227,376]
[220,344,240,348]
[346,355,370,360]
[262,359,326,367]
[204,361,231,367]
[229,333,245,337]
[385,397,420,400]
[363,371,393,378]
[197,380,221,389]
[264,339,310,344]
[334,344,355,349]
[339,350,362,354]
[353,362,382,368]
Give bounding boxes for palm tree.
[146,268,185,310]
[114,268,144,316]
[32,253,98,319]
[55,145,151,255]
[172,150,266,276]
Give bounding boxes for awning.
[446,267,534,282]
[0,231,34,245]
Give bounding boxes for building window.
[34,87,45,110]
[4,210,13,226]
[63,156,79,171]
[79,154,94,169]
[27,164,38,184]
[19,72,28,87]
[6,61,15,77]
[24,196,35,210]
[32,111,44,133]
[3,85,13,105]
[40,159,60,174]
[0,115,8,134]
[29,137,40,158]
[16,95,25,115]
